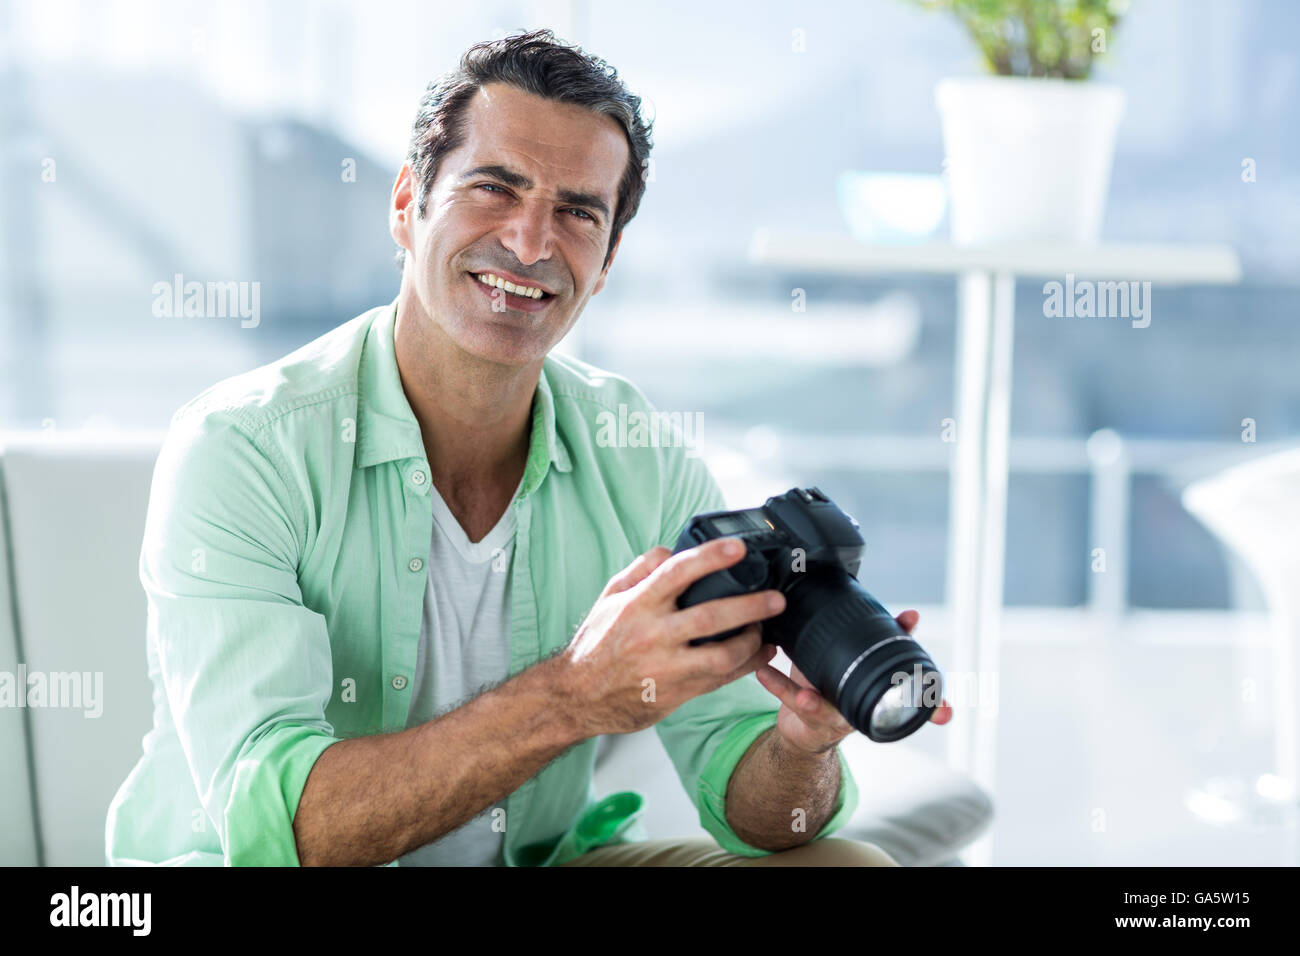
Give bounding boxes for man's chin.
[448,321,556,370]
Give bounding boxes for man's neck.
[393,293,538,542]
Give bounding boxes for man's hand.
[555,540,788,738]
[755,609,953,755]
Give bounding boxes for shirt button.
[391,675,408,691]
[408,557,424,573]
[411,469,427,486]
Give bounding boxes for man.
[106,29,946,867]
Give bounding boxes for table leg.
[945,270,1016,865]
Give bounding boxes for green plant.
[910,0,1129,79]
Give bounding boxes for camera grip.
[677,558,768,646]
[672,524,770,645]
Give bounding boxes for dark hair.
[397,28,653,272]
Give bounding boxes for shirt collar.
[357,299,572,486]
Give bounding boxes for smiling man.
[106,29,944,868]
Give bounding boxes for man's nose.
[498,199,555,267]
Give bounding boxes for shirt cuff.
[221,728,337,866]
[696,713,860,857]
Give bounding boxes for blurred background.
[1,0,1298,866]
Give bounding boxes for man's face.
[391,82,629,368]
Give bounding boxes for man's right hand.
[554,538,787,738]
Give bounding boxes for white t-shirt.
[398,480,518,867]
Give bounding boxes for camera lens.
[776,567,942,743]
[869,675,922,737]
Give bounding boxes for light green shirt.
[105,299,858,866]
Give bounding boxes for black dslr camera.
[673,487,942,742]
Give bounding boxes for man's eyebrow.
[461,164,611,219]
[556,188,610,219]
[461,164,533,190]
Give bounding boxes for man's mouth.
[470,271,555,301]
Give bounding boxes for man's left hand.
[754,609,952,756]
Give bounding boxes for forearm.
[723,726,841,852]
[292,654,583,866]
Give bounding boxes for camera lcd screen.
[709,510,767,535]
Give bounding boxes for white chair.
[0,432,160,865]
[0,431,992,865]
[0,460,41,865]
[1183,447,1300,810]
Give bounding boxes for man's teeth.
[474,273,547,299]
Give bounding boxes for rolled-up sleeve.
[694,714,859,856]
[142,406,337,865]
[651,448,859,856]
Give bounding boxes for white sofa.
[0,431,992,866]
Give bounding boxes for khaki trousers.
[559,836,900,867]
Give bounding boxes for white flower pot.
[936,76,1126,245]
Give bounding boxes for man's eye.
[477,183,507,194]
[565,208,595,222]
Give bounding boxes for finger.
[930,698,953,724]
[689,624,765,677]
[716,638,777,687]
[603,547,672,597]
[788,662,812,690]
[755,662,804,704]
[663,589,785,644]
[756,665,852,731]
[895,609,919,633]
[643,537,748,604]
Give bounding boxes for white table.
[749,230,1243,862]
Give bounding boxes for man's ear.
[591,231,622,296]
[390,163,415,253]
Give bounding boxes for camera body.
[674,487,869,646]
[673,487,942,742]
